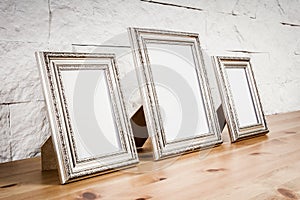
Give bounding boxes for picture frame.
[213,56,269,142]
[128,28,222,160]
[35,52,138,184]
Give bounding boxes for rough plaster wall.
[0,0,299,163]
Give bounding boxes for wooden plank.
[0,111,299,200]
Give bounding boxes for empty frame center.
[60,69,121,160]
[146,43,209,142]
[225,67,258,128]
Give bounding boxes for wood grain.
[0,111,300,200]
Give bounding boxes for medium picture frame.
[128,28,222,160]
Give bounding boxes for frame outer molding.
[36,52,68,183]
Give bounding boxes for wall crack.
[280,22,300,27]
[276,0,285,15]
[234,25,245,42]
[47,0,52,41]
[72,43,131,48]
[226,50,267,54]
[140,0,204,12]
[231,0,240,16]
[8,105,12,161]
[0,101,32,106]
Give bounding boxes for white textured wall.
[0,0,299,163]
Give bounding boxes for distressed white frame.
[128,28,222,160]
[36,52,138,184]
[214,56,269,142]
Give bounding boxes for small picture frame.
[214,56,269,142]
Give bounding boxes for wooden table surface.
[1,111,300,200]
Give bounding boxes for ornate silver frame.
[128,28,222,160]
[36,52,138,184]
[213,56,269,142]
